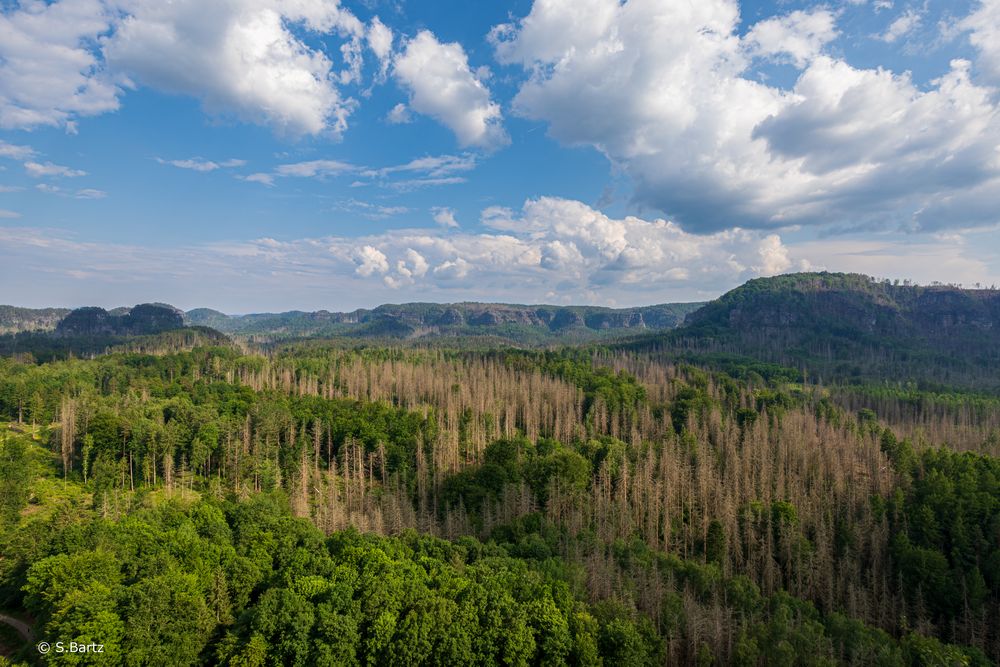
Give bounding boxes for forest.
[0,332,997,665]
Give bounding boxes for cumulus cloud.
[25,161,87,178]
[431,207,459,228]
[386,103,412,124]
[103,0,366,136]
[402,197,788,288]
[960,0,1000,84]
[354,245,389,276]
[0,0,390,135]
[367,17,394,79]
[744,8,839,67]
[0,0,120,130]
[394,30,508,150]
[336,196,803,296]
[491,0,1000,233]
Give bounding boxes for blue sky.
[1,0,999,312]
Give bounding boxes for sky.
[1,0,1000,312]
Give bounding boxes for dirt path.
[0,613,34,644]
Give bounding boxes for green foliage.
[2,335,998,665]
[500,350,647,415]
[5,495,654,666]
[0,434,31,528]
[887,448,1000,627]
[442,436,594,514]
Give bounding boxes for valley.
[1,273,998,665]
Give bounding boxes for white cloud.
[385,248,430,288]
[960,0,1000,84]
[367,17,394,79]
[103,0,366,136]
[156,157,246,172]
[0,0,387,134]
[389,177,466,191]
[274,159,354,178]
[0,0,120,130]
[0,140,36,160]
[364,154,476,179]
[354,244,389,276]
[25,161,87,178]
[242,173,275,186]
[491,0,1000,233]
[241,153,474,190]
[394,30,508,150]
[0,209,21,219]
[336,199,408,220]
[744,9,839,67]
[431,206,459,228]
[34,183,107,199]
[878,8,922,43]
[386,102,412,124]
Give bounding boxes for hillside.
[185,301,703,343]
[630,272,1000,390]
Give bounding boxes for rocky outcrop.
[0,306,72,334]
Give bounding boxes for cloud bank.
[0,198,801,308]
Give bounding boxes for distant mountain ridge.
[184,301,704,341]
[0,305,71,334]
[0,300,705,350]
[0,303,225,362]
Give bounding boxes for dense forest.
[1,274,999,665]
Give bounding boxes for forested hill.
[629,272,1000,389]
[56,303,185,337]
[185,301,704,342]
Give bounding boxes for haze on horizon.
[2,0,1000,312]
